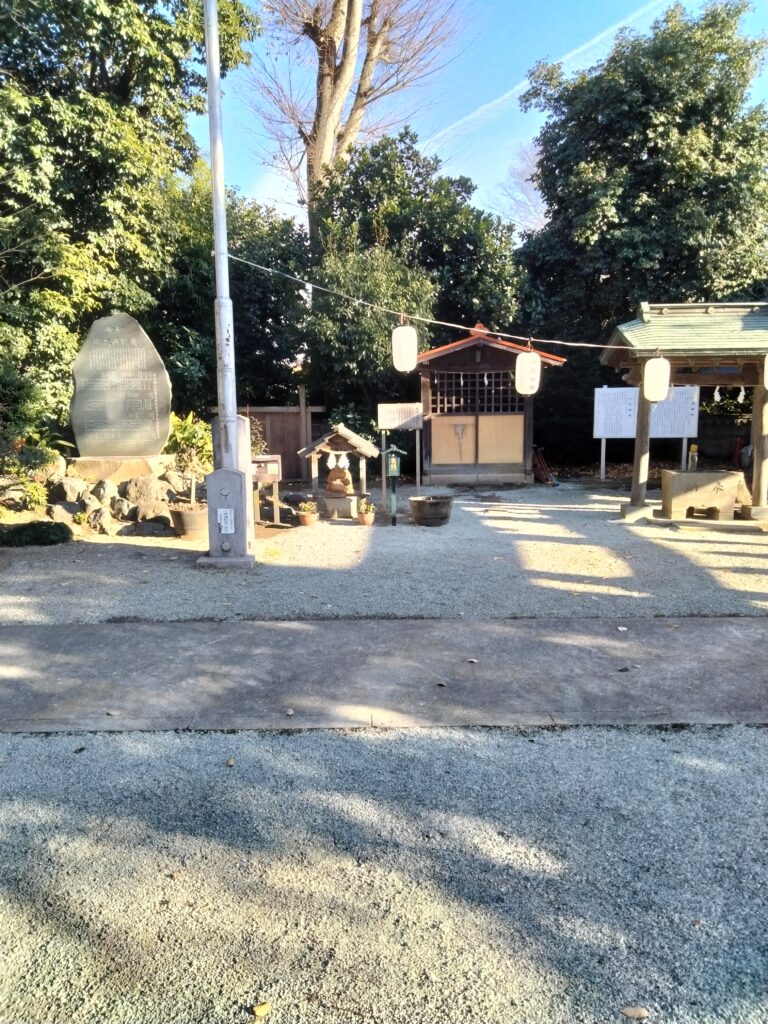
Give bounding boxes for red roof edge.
[417,328,566,366]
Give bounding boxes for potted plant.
[297,499,319,526]
[164,412,213,540]
[357,498,376,526]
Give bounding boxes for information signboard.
[377,403,424,431]
[593,387,699,439]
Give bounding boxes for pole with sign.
[197,0,254,568]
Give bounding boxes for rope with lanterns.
[226,252,768,402]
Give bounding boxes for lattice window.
[431,371,524,414]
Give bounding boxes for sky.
[190,0,768,222]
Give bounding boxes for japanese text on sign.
[593,387,699,439]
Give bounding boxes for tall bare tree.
[250,0,458,211]
[499,142,547,239]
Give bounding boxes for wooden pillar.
[523,396,534,478]
[299,386,308,481]
[630,388,653,506]
[310,454,319,493]
[359,454,367,495]
[750,384,768,508]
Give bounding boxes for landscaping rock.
[87,507,114,535]
[46,502,80,524]
[91,479,119,504]
[136,500,171,526]
[80,493,102,516]
[121,475,175,505]
[111,497,136,520]
[50,477,89,503]
[161,469,187,494]
[133,521,175,538]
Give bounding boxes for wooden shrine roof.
[417,324,566,367]
[297,422,379,461]
[603,302,768,369]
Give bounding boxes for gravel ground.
[2,483,768,625]
[0,726,765,1024]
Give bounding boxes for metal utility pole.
[197,0,255,568]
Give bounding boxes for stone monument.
[69,313,173,481]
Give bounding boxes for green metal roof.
[602,302,768,367]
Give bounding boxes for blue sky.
[190,0,768,221]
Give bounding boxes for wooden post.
[415,429,421,494]
[359,454,367,496]
[271,481,280,525]
[600,438,607,481]
[630,386,653,506]
[298,386,308,480]
[681,437,687,471]
[524,396,534,479]
[381,430,387,509]
[750,384,768,508]
[310,453,319,493]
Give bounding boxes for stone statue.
[326,463,354,495]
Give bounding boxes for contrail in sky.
[424,0,668,150]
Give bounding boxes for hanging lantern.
[326,452,337,469]
[642,356,671,403]
[515,350,542,396]
[391,324,418,372]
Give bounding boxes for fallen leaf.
[105,710,117,717]
[286,708,295,717]
[436,681,448,687]
[620,1008,650,1020]
[167,871,181,881]
[252,1001,272,1017]
[617,626,628,632]
[73,746,86,754]
[226,757,235,767]
[467,658,478,664]
[158,898,170,909]
[617,667,631,673]
[691,918,703,927]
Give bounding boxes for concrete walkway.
[2,615,766,732]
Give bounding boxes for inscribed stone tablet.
[70,313,172,457]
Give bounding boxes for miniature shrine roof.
[602,302,768,369]
[417,324,566,367]
[297,422,379,461]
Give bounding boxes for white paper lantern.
[643,356,671,403]
[391,324,418,372]
[514,350,542,395]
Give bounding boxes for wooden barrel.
[409,495,454,527]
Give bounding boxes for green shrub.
[0,521,73,546]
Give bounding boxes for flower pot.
[170,505,209,541]
[297,511,319,527]
[357,511,375,526]
[409,495,454,527]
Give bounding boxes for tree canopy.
[312,130,521,342]
[0,0,259,420]
[516,0,768,458]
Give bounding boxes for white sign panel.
[217,508,235,535]
[593,387,699,439]
[377,402,424,430]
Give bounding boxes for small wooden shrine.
[297,422,380,518]
[602,302,768,517]
[417,324,566,485]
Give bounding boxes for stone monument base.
[323,493,359,519]
[66,456,174,483]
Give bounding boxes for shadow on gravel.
[0,728,765,1024]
